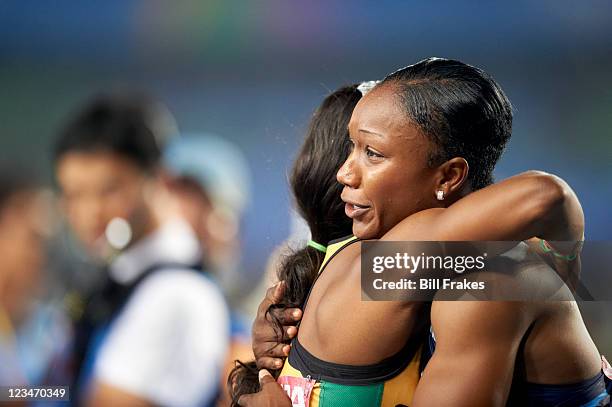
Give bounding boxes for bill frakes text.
[373,278,485,290]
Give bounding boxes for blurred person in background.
[0,167,70,389]
[54,93,229,407]
[162,133,251,299]
[162,134,253,405]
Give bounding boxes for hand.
[252,282,302,370]
[238,370,292,407]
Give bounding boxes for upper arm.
[92,270,230,406]
[412,301,529,407]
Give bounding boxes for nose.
[337,152,359,188]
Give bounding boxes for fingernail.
[259,369,270,380]
[275,360,282,368]
[292,310,301,318]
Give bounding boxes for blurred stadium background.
[0,1,610,355]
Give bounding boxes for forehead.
[56,151,143,187]
[349,83,419,139]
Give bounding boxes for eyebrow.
[359,128,384,138]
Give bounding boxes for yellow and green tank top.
[278,235,424,407]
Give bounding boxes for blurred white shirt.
[94,219,230,407]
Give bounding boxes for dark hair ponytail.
[228,85,361,405]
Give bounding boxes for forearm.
[442,171,581,241]
[384,171,583,243]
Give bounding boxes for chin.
[352,221,378,240]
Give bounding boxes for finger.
[255,321,298,343]
[258,282,286,316]
[284,325,298,340]
[265,281,286,304]
[271,281,286,303]
[256,356,286,370]
[259,369,277,386]
[258,342,292,358]
[257,322,298,341]
[258,285,277,315]
[268,307,302,325]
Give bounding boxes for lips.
[344,202,371,219]
[341,192,371,219]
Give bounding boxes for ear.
[434,157,469,199]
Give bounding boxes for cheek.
[370,168,432,222]
[66,200,99,235]
[362,165,399,200]
[104,184,146,221]
[364,165,412,208]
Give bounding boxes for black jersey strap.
[288,333,422,385]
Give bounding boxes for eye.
[366,147,384,159]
